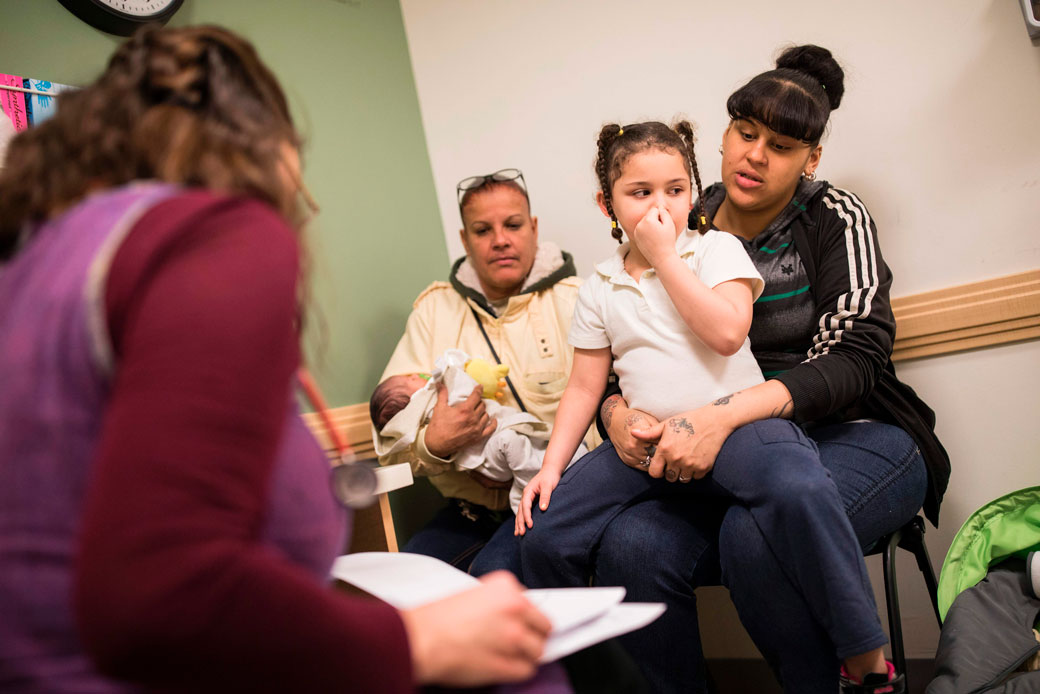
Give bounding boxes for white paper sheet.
[331,552,478,609]
[539,603,667,664]
[330,552,666,663]
[523,586,625,633]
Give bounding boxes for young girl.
[515,119,764,539]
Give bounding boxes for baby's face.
[402,373,430,393]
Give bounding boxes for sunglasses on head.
[456,168,527,209]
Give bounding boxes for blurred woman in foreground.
[0,25,550,693]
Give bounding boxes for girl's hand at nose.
[631,206,677,267]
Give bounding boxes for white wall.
[401,0,1040,660]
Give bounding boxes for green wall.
[0,0,448,406]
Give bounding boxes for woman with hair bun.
[0,25,555,693]
[594,45,950,694]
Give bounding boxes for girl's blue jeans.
[519,419,928,694]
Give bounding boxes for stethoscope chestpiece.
[329,452,377,509]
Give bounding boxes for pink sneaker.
[839,661,905,694]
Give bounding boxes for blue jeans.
[470,514,524,578]
[525,420,928,694]
[595,497,726,694]
[402,499,521,577]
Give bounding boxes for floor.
[705,659,935,693]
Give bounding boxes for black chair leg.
[881,527,907,679]
[900,517,942,627]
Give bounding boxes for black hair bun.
[776,44,844,110]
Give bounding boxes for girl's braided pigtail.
[674,120,709,233]
[596,124,625,243]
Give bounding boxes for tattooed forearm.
[769,399,794,419]
[601,395,622,429]
[624,412,646,429]
[668,417,695,436]
[712,391,739,406]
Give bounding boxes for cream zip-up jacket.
[378,242,599,510]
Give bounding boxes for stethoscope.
[298,368,377,509]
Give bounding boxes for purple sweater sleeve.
[74,191,415,692]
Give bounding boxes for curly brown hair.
[0,24,304,259]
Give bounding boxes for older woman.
[377,169,596,574]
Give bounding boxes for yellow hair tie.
[618,127,624,136]
[699,215,707,226]
[611,220,617,228]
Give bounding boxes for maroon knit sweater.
[74,191,414,692]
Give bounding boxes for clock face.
[57,0,185,36]
[92,1,181,17]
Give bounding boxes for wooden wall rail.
[892,269,1040,362]
[300,405,375,460]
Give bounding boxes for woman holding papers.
[0,25,557,693]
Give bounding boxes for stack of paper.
[330,552,665,663]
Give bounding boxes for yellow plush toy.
[464,358,509,400]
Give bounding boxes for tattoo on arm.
[601,395,621,429]
[712,392,737,406]
[624,412,646,429]
[769,399,794,419]
[668,417,695,436]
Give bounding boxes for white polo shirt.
[570,228,765,420]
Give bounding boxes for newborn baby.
[371,350,585,514]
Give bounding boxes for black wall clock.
[57,0,185,37]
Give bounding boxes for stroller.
[927,486,1040,693]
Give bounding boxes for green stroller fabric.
[927,560,1040,693]
[937,486,1040,620]
[928,487,1040,693]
